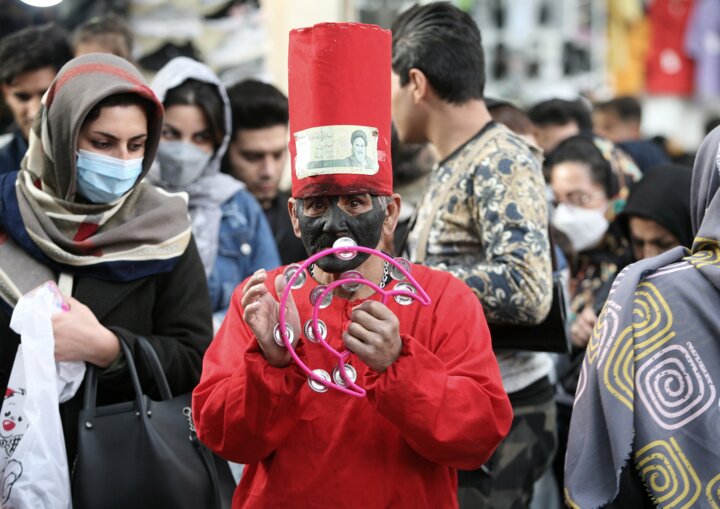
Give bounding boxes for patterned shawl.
[565,127,720,507]
[149,57,243,275]
[0,53,192,309]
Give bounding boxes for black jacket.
[0,237,213,461]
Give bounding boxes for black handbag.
[489,230,571,353]
[72,336,235,509]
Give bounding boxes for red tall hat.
[288,23,393,198]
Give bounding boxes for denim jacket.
[208,190,280,325]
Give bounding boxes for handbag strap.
[83,336,144,413]
[134,336,173,400]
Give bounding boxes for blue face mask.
[75,149,144,203]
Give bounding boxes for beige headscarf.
[0,53,192,308]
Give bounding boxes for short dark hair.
[72,14,134,60]
[226,79,288,132]
[164,79,225,148]
[594,96,641,123]
[528,98,593,131]
[391,2,485,104]
[487,100,533,136]
[0,23,72,85]
[549,136,616,197]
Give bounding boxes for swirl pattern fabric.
[565,126,720,508]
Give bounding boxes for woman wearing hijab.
[618,164,693,261]
[0,54,212,461]
[547,134,642,492]
[150,57,280,327]
[564,130,720,508]
[549,135,642,348]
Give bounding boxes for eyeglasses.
[552,190,606,208]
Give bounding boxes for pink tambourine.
[275,237,430,397]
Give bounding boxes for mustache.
[312,233,353,251]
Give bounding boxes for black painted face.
[296,195,386,273]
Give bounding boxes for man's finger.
[342,330,372,357]
[352,300,394,320]
[242,269,267,294]
[346,321,376,345]
[274,274,299,316]
[240,283,268,308]
[349,308,385,334]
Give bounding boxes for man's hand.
[343,300,402,373]
[241,269,301,367]
[570,305,597,349]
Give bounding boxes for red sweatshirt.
[192,264,512,508]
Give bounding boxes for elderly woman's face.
[550,160,608,210]
[352,137,366,162]
[77,104,148,160]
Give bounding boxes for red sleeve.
[191,283,307,464]
[364,277,513,470]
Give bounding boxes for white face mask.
[552,203,609,252]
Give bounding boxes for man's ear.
[287,197,302,239]
[1,84,10,102]
[408,68,429,105]
[382,193,402,237]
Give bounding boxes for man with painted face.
[192,23,512,509]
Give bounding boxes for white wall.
[261,0,355,93]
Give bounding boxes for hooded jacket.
[150,57,280,321]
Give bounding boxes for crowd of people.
[0,3,717,509]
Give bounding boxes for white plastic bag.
[1,282,85,509]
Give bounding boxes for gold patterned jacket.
[407,122,552,327]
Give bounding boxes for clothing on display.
[646,0,695,96]
[685,0,720,98]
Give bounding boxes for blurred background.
[0,0,717,151]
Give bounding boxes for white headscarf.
[150,57,244,275]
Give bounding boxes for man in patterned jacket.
[391,3,555,508]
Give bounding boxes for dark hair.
[84,92,154,126]
[0,23,72,85]
[549,136,616,197]
[528,98,592,131]
[391,2,485,104]
[487,101,533,135]
[72,14,134,60]
[594,96,641,123]
[226,79,288,132]
[164,79,225,148]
